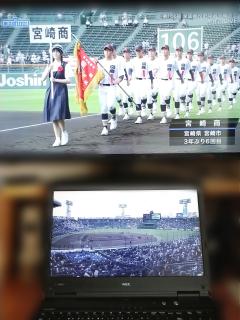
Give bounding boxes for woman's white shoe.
[52,138,61,147]
[61,131,69,145]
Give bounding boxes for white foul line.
[0,114,99,133]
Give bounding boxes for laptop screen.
[50,189,204,278]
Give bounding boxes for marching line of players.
[97,43,240,136]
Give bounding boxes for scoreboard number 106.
[157,27,203,54]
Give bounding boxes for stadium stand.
[203,23,239,55]
[1,9,240,64]
[0,27,13,46]
[50,235,203,277]
[80,25,136,57]
[126,22,178,53]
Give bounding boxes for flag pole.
[96,60,137,107]
[49,40,54,100]
[71,33,137,107]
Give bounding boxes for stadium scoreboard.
[157,27,203,53]
[169,118,239,146]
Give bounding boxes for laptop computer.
[36,185,218,319]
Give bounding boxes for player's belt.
[188,79,193,81]
[136,77,145,80]
[100,83,112,86]
[161,78,168,80]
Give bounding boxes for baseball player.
[146,46,159,120]
[195,51,214,115]
[156,45,178,123]
[111,44,127,116]
[227,58,238,109]
[218,55,230,110]
[131,44,153,124]
[118,47,134,120]
[173,46,192,118]
[97,44,124,136]
[230,58,240,103]
[186,49,198,111]
[206,55,220,113]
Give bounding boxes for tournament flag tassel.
[74,41,104,114]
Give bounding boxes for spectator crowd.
[0,43,51,65]
[51,235,203,278]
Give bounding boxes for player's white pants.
[207,82,217,101]
[98,85,117,114]
[217,80,228,99]
[196,82,208,100]
[186,79,197,96]
[132,79,148,104]
[146,79,158,103]
[173,79,188,102]
[159,79,173,104]
[227,82,238,99]
[116,79,133,103]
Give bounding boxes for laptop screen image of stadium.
[51,189,204,278]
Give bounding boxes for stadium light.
[57,13,62,19]
[119,203,127,218]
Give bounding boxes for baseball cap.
[176,46,183,52]
[207,55,214,59]
[123,47,131,53]
[135,44,143,51]
[161,44,170,50]
[229,58,235,63]
[111,44,117,50]
[187,49,194,54]
[52,44,63,54]
[104,43,113,51]
[197,51,204,56]
[148,46,156,51]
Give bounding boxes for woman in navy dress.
[41,44,71,147]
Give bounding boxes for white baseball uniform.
[228,65,240,100]
[173,57,190,102]
[114,55,126,102]
[218,63,231,98]
[195,61,211,100]
[156,56,176,105]
[146,57,159,103]
[119,58,134,103]
[207,63,220,101]
[131,56,151,104]
[98,58,124,116]
[186,59,198,97]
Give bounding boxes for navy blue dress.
[43,61,71,122]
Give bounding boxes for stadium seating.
[80,25,136,57]
[1,9,239,64]
[0,27,14,47]
[203,23,239,55]
[127,23,178,53]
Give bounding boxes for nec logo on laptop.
[121,282,131,287]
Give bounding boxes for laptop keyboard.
[37,310,216,319]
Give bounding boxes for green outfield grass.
[68,228,197,242]
[1,88,240,119]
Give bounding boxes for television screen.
[0,3,239,155]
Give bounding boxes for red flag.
[74,41,104,114]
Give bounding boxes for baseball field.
[52,228,197,250]
[0,87,240,154]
